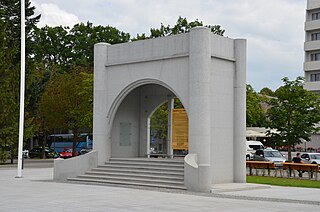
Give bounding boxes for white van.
[246,140,264,160]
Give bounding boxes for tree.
[134,16,225,40]
[32,26,71,67]
[38,67,93,156]
[32,22,131,69]
[259,87,275,97]
[0,1,39,162]
[266,77,320,161]
[246,84,266,127]
[69,22,130,67]
[151,103,169,142]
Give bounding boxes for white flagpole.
[17,0,26,178]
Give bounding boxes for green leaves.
[246,84,266,127]
[0,1,39,161]
[134,16,225,40]
[38,66,93,133]
[32,22,130,69]
[266,77,320,159]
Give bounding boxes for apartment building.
[305,0,320,93]
[304,0,320,151]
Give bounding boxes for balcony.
[304,81,320,92]
[307,0,320,10]
[305,40,320,51]
[305,19,320,31]
[304,61,320,71]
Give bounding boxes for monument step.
[108,158,184,167]
[75,174,184,185]
[84,171,184,181]
[99,164,184,172]
[68,157,185,190]
[91,167,183,176]
[68,177,187,190]
[109,157,184,164]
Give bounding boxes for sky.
[31,0,306,91]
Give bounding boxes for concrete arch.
[107,78,188,127]
[93,27,247,192]
[110,83,176,158]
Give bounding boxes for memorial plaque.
[120,122,132,146]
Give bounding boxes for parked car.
[79,148,92,155]
[246,141,264,160]
[29,147,59,159]
[59,148,78,159]
[253,148,286,167]
[301,153,320,165]
[22,150,29,158]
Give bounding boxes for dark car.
[29,147,59,159]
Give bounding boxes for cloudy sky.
[31,0,306,91]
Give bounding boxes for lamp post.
[16,0,25,178]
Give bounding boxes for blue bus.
[48,134,93,153]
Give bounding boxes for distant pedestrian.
[292,153,304,177]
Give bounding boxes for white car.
[301,153,320,165]
[246,141,264,160]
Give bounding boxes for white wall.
[111,89,140,158]
[210,58,235,184]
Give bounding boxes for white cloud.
[32,1,80,27]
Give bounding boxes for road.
[0,158,54,169]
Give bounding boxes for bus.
[48,133,93,153]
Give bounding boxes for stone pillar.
[147,117,151,158]
[167,96,174,158]
[233,39,247,182]
[187,27,211,192]
[94,43,110,165]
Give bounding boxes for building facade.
[304,0,320,151]
[305,0,320,93]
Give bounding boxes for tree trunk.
[10,144,13,164]
[42,134,47,159]
[287,145,292,162]
[72,129,78,157]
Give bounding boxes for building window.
[311,53,320,61]
[311,33,320,41]
[312,12,320,20]
[311,73,320,82]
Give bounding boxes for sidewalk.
[0,167,319,211]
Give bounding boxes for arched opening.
[148,98,188,158]
[110,83,188,158]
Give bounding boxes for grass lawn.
[247,175,320,189]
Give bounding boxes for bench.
[282,163,319,180]
[246,161,275,176]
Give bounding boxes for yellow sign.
[172,109,188,150]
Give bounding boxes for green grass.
[247,176,320,189]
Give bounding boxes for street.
[0,158,54,169]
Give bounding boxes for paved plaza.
[0,165,319,211]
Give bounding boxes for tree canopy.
[266,77,320,160]
[0,0,40,162]
[246,84,266,127]
[259,87,275,97]
[134,16,225,40]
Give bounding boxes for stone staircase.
[68,157,186,190]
